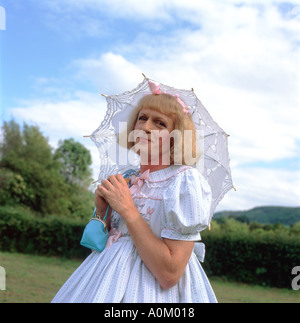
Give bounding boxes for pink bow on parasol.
[148,80,190,114]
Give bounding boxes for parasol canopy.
[86,75,235,218]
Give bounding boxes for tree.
[54,138,92,187]
[0,120,94,218]
[54,138,94,218]
[0,120,68,213]
[0,120,23,171]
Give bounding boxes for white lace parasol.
[86,75,235,218]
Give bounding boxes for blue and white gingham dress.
[51,165,217,303]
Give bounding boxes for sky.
[0,0,300,212]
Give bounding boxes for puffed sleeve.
[160,168,212,241]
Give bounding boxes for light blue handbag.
[80,169,138,252]
[80,206,110,252]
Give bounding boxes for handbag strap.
[92,205,110,221]
[103,205,110,221]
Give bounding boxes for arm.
[97,174,194,289]
[125,210,195,289]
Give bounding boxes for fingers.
[96,174,127,198]
[107,175,119,185]
[116,173,127,184]
[101,176,116,190]
[105,174,127,186]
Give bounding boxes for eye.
[158,120,166,127]
[138,115,147,121]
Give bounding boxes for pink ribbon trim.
[129,169,150,194]
[105,228,123,249]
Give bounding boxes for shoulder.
[160,167,212,237]
[166,166,211,195]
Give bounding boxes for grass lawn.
[0,251,299,303]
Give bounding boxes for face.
[133,108,175,165]
[135,108,174,134]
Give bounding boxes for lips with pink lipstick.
[135,134,153,144]
[138,137,151,144]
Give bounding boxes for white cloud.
[71,53,142,95]
[8,91,106,145]
[217,167,300,211]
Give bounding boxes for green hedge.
[0,206,89,258]
[1,206,300,288]
[202,233,300,289]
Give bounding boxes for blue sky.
[0,0,300,212]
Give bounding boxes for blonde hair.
[125,93,200,166]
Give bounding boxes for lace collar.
[147,165,192,183]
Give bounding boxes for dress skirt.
[51,237,217,303]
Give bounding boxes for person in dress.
[51,81,217,303]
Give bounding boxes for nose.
[141,119,152,133]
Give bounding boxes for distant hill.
[213,206,300,226]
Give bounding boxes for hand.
[97,174,137,221]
